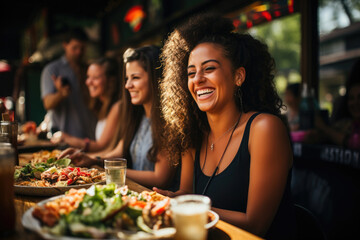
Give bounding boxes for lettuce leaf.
[14,169,21,180]
[54,158,71,167]
[46,157,56,164]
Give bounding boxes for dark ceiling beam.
[120,0,255,48]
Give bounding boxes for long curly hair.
[160,13,285,164]
[119,45,163,167]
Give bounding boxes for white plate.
[15,181,105,197]
[22,194,219,239]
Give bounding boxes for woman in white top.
[52,57,121,152]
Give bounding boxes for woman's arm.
[153,149,194,197]
[126,150,175,189]
[51,132,86,149]
[103,139,124,158]
[177,150,195,194]
[58,148,98,168]
[213,114,292,237]
[51,101,121,152]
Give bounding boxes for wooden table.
[3,154,263,240]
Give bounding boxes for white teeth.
[197,89,214,96]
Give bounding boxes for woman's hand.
[58,148,95,168]
[152,187,176,198]
[58,147,78,159]
[152,187,190,198]
[51,132,86,150]
[51,131,67,144]
[71,155,96,168]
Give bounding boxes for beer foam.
[172,203,209,215]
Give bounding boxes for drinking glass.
[0,121,18,165]
[171,194,211,240]
[104,158,127,187]
[0,143,16,236]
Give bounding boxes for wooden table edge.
[10,175,263,240]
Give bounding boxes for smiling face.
[125,61,151,106]
[187,42,240,113]
[347,84,360,120]
[86,63,106,100]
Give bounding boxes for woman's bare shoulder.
[103,101,121,123]
[249,112,289,145]
[251,113,285,130]
[249,113,292,166]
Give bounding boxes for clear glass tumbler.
[104,158,127,187]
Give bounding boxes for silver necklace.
[210,116,240,151]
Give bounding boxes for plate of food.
[22,184,219,239]
[30,149,62,164]
[14,156,106,196]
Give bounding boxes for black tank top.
[194,112,296,239]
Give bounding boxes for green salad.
[14,157,71,181]
[35,184,172,239]
[15,157,105,187]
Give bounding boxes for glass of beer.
[0,143,16,236]
[104,158,127,187]
[171,194,211,240]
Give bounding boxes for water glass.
[0,143,16,236]
[104,158,127,187]
[171,194,211,240]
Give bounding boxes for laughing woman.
[60,46,177,190]
[155,14,296,239]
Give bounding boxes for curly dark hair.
[119,45,164,167]
[160,13,285,164]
